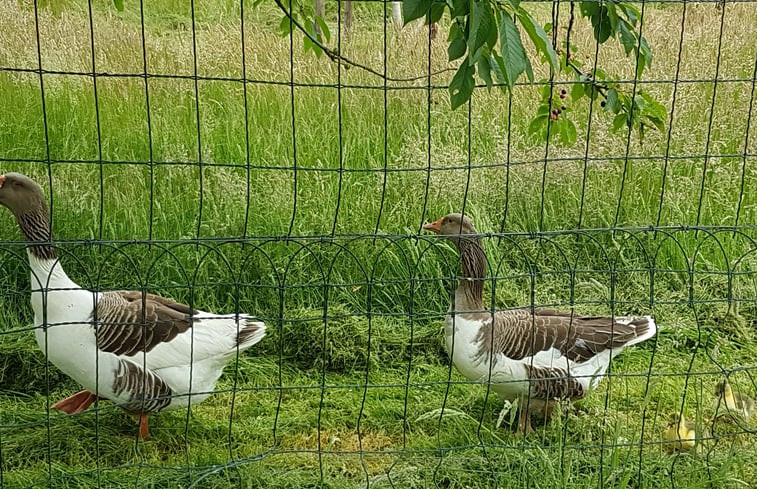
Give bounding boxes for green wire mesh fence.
[0,1,755,488]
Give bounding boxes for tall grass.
[0,1,755,488]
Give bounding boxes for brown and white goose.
[0,172,266,438]
[423,213,657,433]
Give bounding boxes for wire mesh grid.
[0,0,755,487]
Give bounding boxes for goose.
[715,379,755,419]
[662,413,696,452]
[423,213,657,434]
[0,172,266,439]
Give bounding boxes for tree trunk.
[344,1,353,41]
[314,0,324,37]
[391,2,403,30]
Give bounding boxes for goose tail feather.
[619,315,657,347]
[236,320,267,350]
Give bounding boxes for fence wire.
[0,0,756,488]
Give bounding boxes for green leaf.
[448,21,461,42]
[305,18,317,38]
[579,2,599,18]
[486,12,498,49]
[646,116,665,133]
[279,15,293,37]
[528,115,548,137]
[539,84,551,100]
[578,74,598,101]
[498,13,529,88]
[303,32,323,58]
[468,0,495,63]
[606,3,619,32]
[449,58,476,109]
[448,38,467,62]
[477,56,493,89]
[524,56,534,83]
[618,20,635,55]
[619,3,640,26]
[489,52,507,86]
[612,113,628,131]
[315,16,330,43]
[605,88,620,113]
[517,8,558,72]
[451,0,469,18]
[113,0,124,12]
[403,0,434,25]
[559,118,577,145]
[426,3,445,25]
[637,36,653,78]
[587,85,600,101]
[640,92,668,121]
[591,6,613,43]
[635,51,647,79]
[571,82,585,100]
[303,35,313,53]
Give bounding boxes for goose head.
[0,172,56,259]
[0,172,47,219]
[423,212,486,307]
[423,213,478,239]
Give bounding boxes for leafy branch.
[270,0,456,82]
[270,0,669,146]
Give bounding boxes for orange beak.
[0,175,5,186]
[422,218,443,233]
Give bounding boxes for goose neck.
[17,207,58,261]
[453,237,486,312]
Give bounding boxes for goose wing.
[476,307,655,362]
[94,291,196,356]
[93,290,255,370]
[472,308,656,400]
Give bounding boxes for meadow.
[0,0,756,487]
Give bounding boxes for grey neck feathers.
[17,208,57,260]
[454,237,486,311]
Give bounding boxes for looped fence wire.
[0,0,756,488]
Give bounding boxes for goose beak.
[0,175,5,188]
[423,218,443,233]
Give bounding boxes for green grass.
[0,1,756,487]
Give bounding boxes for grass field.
[0,0,756,487]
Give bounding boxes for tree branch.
[273,0,455,83]
[566,2,608,99]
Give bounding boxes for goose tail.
[619,315,657,347]
[236,319,267,350]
